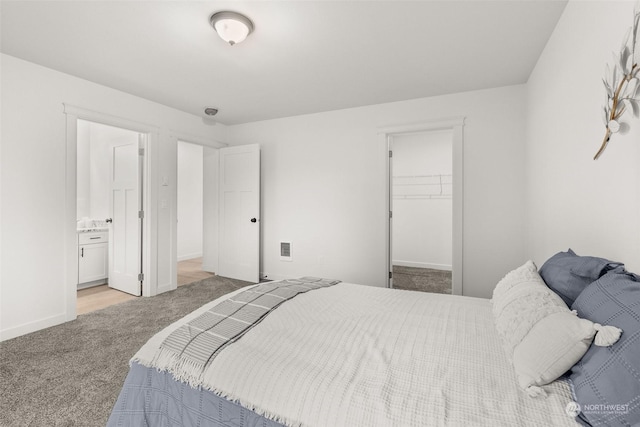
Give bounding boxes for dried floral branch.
[595,8,640,160]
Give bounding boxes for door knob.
[250,218,257,223]
[105,218,113,223]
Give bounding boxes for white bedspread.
[134,283,578,427]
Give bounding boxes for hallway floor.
[77,257,214,315]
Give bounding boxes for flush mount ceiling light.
[209,11,254,46]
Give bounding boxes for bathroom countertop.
[76,227,109,233]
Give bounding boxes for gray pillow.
[538,249,623,306]
[569,271,640,427]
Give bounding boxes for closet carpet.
[392,265,452,294]
[0,275,250,427]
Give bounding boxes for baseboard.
[156,282,175,296]
[259,272,291,282]
[0,313,68,342]
[393,260,452,271]
[77,279,107,290]
[201,262,216,274]
[177,252,203,262]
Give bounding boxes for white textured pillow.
[491,261,622,398]
[513,312,596,390]
[492,261,567,354]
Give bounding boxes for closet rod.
[393,195,452,200]
[393,174,452,179]
[394,182,452,186]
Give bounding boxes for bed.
[107,275,582,427]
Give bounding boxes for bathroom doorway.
[75,119,146,313]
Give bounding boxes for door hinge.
[389,210,393,219]
[139,147,145,156]
[138,210,144,219]
[389,271,393,279]
[389,150,393,158]
[138,273,144,281]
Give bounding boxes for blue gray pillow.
[538,249,624,306]
[569,271,640,427]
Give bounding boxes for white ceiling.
[0,1,567,125]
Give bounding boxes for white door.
[108,135,144,296]
[218,144,260,283]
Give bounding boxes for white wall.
[9,0,629,341]
[526,1,640,273]
[177,141,203,261]
[202,147,219,274]
[76,120,91,219]
[88,123,111,220]
[0,54,225,341]
[227,85,527,298]
[392,130,453,270]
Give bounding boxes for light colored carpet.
[392,265,452,294]
[0,275,250,427]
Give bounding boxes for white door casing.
[108,135,144,296]
[380,118,464,295]
[63,105,156,331]
[202,146,220,274]
[388,136,394,289]
[168,133,226,291]
[218,144,260,283]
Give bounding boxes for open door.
[218,144,260,283]
[108,135,144,296]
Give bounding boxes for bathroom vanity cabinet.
[78,231,108,288]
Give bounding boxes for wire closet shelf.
[392,174,452,200]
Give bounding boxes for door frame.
[169,132,226,292]
[63,104,156,321]
[379,117,465,295]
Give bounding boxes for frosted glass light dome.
[210,11,254,46]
